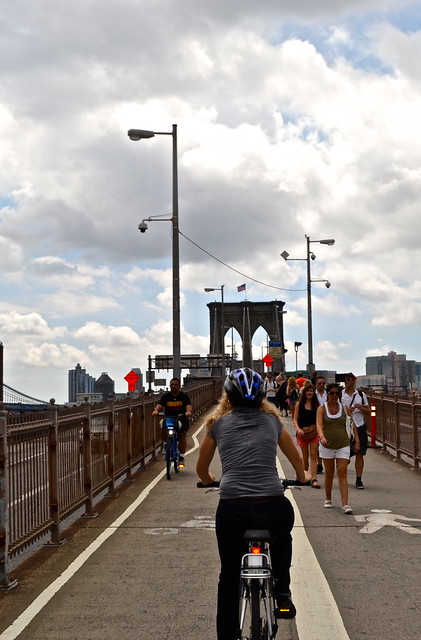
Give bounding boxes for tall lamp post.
[294,341,302,375]
[128,125,181,380]
[204,285,225,380]
[281,235,335,376]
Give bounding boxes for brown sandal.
[311,479,321,489]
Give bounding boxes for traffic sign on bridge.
[268,340,283,357]
[262,354,274,366]
[124,370,140,391]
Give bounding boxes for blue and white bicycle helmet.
[224,368,265,406]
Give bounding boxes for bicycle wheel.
[250,580,262,640]
[166,437,173,480]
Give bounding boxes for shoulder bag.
[300,424,317,441]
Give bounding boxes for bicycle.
[160,413,185,480]
[197,478,310,639]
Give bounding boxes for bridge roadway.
[0,413,420,640]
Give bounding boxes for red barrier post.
[369,402,381,448]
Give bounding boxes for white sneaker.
[324,500,332,508]
[342,505,353,514]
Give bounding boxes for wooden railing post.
[0,402,18,590]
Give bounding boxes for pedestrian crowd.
[260,369,370,514]
[155,371,371,514]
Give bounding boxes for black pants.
[215,496,295,640]
[277,394,289,414]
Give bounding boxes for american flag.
[237,283,246,292]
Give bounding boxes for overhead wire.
[178,230,306,292]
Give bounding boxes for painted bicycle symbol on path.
[144,515,215,535]
[353,509,421,534]
[144,511,421,536]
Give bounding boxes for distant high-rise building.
[366,351,416,391]
[95,372,115,401]
[68,364,96,403]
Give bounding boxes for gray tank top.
[208,407,284,499]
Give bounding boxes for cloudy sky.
[1,0,421,402]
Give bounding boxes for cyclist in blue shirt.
[196,368,310,640]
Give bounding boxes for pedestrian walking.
[316,382,359,514]
[293,384,321,488]
[264,371,278,406]
[341,373,370,489]
[276,373,289,417]
[315,376,327,473]
[296,373,309,389]
[287,376,299,421]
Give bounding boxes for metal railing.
[0,379,221,588]
[367,392,420,469]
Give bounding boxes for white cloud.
[0,311,67,337]
[73,321,140,346]
[0,0,420,400]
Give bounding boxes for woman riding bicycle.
[196,367,310,640]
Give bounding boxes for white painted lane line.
[276,458,351,640]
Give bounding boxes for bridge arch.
[207,300,286,372]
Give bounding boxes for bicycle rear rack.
[241,553,271,579]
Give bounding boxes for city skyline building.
[68,363,96,403]
[94,372,115,401]
[366,351,418,391]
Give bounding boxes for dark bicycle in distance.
[159,413,184,480]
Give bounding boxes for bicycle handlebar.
[281,478,311,488]
[197,480,220,488]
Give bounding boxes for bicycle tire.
[250,580,262,640]
[166,437,172,480]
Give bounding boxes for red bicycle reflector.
[251,546,262,554]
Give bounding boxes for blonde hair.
[204,391,283,432]
[287,376,298,391]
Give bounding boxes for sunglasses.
[328,391,340,396]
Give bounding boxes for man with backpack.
[264,371,278,406]
[341,373,371,489]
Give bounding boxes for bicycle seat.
[243,529,271,542]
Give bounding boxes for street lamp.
[204,285,225,380]
[128,125,181,380]
[294,341,302,375]
[282,235,335,376]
